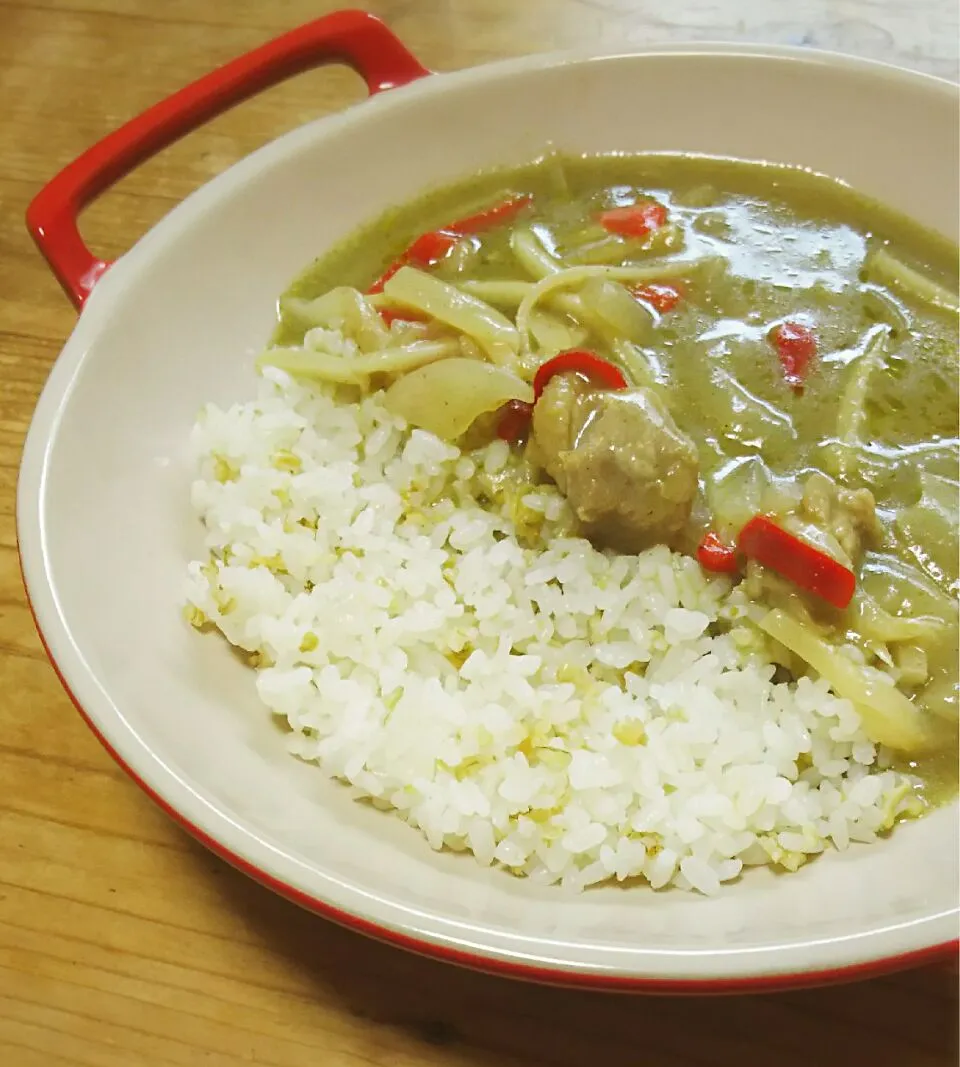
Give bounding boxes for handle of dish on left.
[25,10,432,309]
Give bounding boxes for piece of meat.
[800,471,880,564]
[529,375,699,553]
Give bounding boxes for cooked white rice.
[184,367,922,894]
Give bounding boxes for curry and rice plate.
[184,153,959,894]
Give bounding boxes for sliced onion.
[759,608,933,752]
[850,595,948,644]
[382,266,520,367]
[863,247,960,314]
[832,326,889,480]
[257,340,458,385]
[515,257,722,354]
[779,513,851,568]
[580,277,655,343]
[509,227,563,279]
[282,287,389,353]
[458,280,534,308]
[527,309,587,353]
[383,357,534,440]
[705,456,771,542]
[917,670,959,724]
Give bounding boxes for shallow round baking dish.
[19,10,959,991]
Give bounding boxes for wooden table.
[1,1,957,1064]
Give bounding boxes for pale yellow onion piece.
[382,357,534,440]
[704,456,771,541]
[758,608,932,752]
[917,671,960,724]
[610,339,664,392]
[858,283,911,334]
[566,222,685,266]
[547,291,621,353]
[527,308,587,353]
[257,340,459,386]
[459,279,535,308]
[509,227,563,279]
[832,325,890,480]
[563,234,631,266]
[282,287,389,353]
[494,288,612,375]
[759,475,804,519]
[382,266,520,367]
[580,276,655,344]
[779,514,851,567]
[562,221,610,247]
[859,553,958,631]
[850,594,948,645]
[863,247,959,314]
[515,257,723,354]
[894,471,960,589]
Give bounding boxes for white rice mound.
[184,367,922,894]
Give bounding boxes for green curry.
[267,152,959,798]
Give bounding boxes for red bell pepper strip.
[368,195,534,312]
[533,349,629,401]
[599,201,668,238]
[370,230,461,295]
[770,321,817,388]
[696,532,739,574]
[405,229,461,266]
[368,233,458,318]
[496,399,534,443]
[445,193,534,235]
[738,515,856,610]
[632,281,683,313]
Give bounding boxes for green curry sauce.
[275,153,959,800]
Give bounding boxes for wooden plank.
[0,1,956,1064]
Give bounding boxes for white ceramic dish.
[19,11,959,990]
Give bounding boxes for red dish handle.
[26,9,431,309]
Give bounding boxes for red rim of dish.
[16,546,958,994]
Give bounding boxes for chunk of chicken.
[800,471,880,564]
[529,375,699,553]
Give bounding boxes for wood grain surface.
[1,1,958,1064]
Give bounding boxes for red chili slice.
[368,230,459,300]
[696,532,739,574]
[496,399,534,443]
[599,201,668,238]
[770,321,817,388]
[368,233,458,321]
[368,196,534,316]
[738,515,856,610]
[532,350,629,401]
[632,281,683,313]
[405,229,461,267]
[445,194,534,235]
